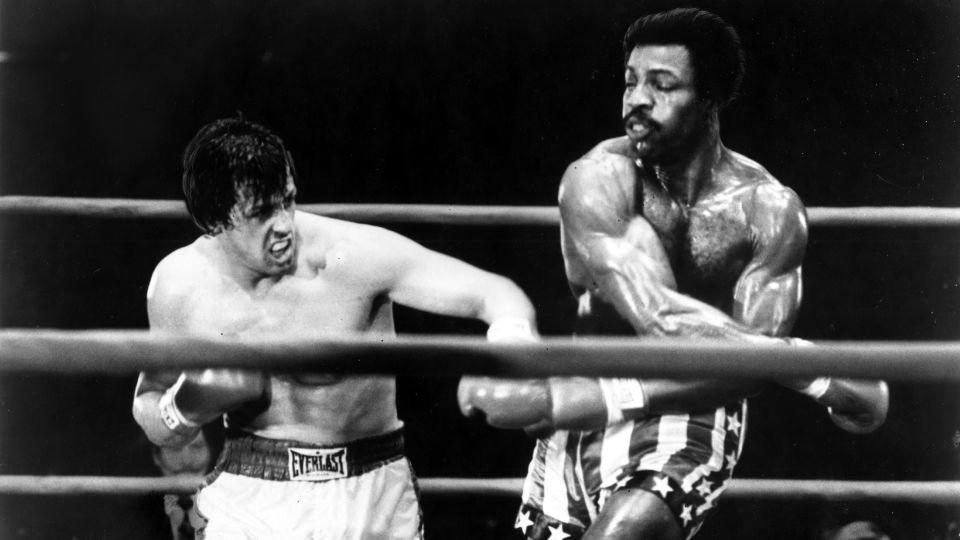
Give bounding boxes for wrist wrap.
[598,378,646,425]
[487,317,536,342]
[797,377,832,400]
[158,374,200,433]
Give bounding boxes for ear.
[698,93,719,112]
[697,97,720,123]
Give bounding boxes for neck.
[652,111,723,206]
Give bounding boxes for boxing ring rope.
[1,331,958,504]
[1,198,958,508]
[0,476,957,504]
[1,329,959,381]
[2,196,960,227]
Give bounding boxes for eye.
[652,78,679,92]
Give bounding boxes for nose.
[624,83,653,112]
[271,207,294,235]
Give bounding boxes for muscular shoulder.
[294,211,417,279]
[724,150,803,219]
[559,137,636,208]
[146,241,216,329]
[724,151,808,253]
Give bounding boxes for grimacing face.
[219,174,299,277]
[622,44,710,164]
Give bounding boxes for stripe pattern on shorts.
[518,399,747,535]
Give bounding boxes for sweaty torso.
[568,137,776,329]
[175,216,400,445]
[638,159,754,311]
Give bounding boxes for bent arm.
[732,186,887,432]
[560,163,783,343]
[731,183,807,336]
[132,263,265,448]
[558,162,786,420]
[133,370,193,447]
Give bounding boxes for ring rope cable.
[0,476,955,504]
[0,330,958,381]
[1,196,959,227]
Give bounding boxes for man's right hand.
[167,369,267,426]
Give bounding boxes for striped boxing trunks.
[515,400,747,540]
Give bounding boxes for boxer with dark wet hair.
[459,8,888,539]
[133,117,538,539]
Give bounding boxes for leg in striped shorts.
[514,400,747,539]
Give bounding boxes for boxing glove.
[797,377,889,434]
[781,339,889,434]
[457,316,545,427]
[458,376,645,433]
[457,377,553,429]
[159,369,267,433]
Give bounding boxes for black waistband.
[215,428,405,481]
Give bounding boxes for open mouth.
[268,238,292,260]
[625,118,653,139]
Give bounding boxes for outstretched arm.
[369,227,537,330]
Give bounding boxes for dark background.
[1,0,958,538]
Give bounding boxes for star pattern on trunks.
[514,510,533,534]
[726,413,742,436]
[680,504,694,526]
[696,479,713,497]
[652,475,673,498]
[547,524,570,540]
[725,451,737,469]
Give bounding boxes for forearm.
[598,271,782,344]
[633,379,763,417]
[477,275,537,327]
[461,375,763,435]
[132,368,266,447]
[551,378,761,430]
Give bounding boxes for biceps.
[732,267,802,336]
[389,251,494,318]
[572,219,676,290]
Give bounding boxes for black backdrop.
[1,0,958,538]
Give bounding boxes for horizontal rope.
[1,329,959,381]
[1,196,958,227]
[0,475,956,504]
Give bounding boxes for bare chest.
[640,186,753,295]
[189,273,384,338]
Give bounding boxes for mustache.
[622,109,660,131]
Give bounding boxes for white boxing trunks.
[196,428,423,540]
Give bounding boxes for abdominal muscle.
[227,374,401,445]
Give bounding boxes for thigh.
[352,458,423,540]
[196,473,280,540]
[583,487,682,540]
